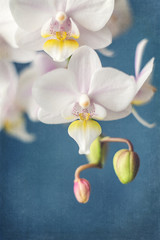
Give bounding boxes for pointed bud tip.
[74,178,90,204]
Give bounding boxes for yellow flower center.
[56,31,67,41]
[79,113,90,121]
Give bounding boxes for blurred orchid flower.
[33,46,136,154]
[0,61,35,142]
[99,0,132,57]
[0,0,35,63]
[9,0,114,62]
[17,52,68,121]
[132,39,156,128]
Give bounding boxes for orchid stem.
[74,163,100,180]
[100,137,134,152]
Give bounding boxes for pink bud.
[74,178,91,204]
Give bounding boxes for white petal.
[17,67,40,121]
[43,39,79,62]
[70,18,80,38]
[16,28,45,51]
[0,21,18,48]
[5,116,35,142]
[136,58,155,93]
[33,52,68,75]
[68,46,102,93]
[135,39,148,77]
[38,108,73,124]
[93,103,107,120]
[61,103,78,122]
[10,0,52,31]
[132,107,156,128]
[103,105,132,121]
[98,47,114,57]
[78,24,112,49]
[66,0,114,31]
[47,0,66,11]
[89,68,136,112]
[0,0,14,23]
[32,68,79,115]
[10,48,36,63]
[107,0,132,38]
[68,119,102,154]
[132,83,156,106]
[0,61,18,110]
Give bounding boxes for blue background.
[0,1,160,239]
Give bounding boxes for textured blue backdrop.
[0,1,160,239]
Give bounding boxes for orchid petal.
[103,105,132,121]
[135,39,148,77]
[132,83,156,106]
[66,0,114,31]
[68,119,102,154]
[41,18,53,38]
[33,52,68,75]
[78,24,112,49]
[16,28,45,51]
[68,46,102,93]
[0,22,18,48]
[61,103,78,122]
[107,0,132,38]
[89,68,136,112]
[132,107,156,128]
[98,48,114,57]
[70,18,80,39]
[93,103,107,120]
[136,58,154,93]
[5,116,35,142]
[32,69,79,116]
[43,39,79,62]
[10,47,36,63]
[38,108,72,124]
[0,35,36,63]
[17,67,39,121]
[10,0,52,31]
[0,61,18,107]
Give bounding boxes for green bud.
[113,149,140,184]
[86,136,108,168]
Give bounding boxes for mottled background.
[0,1,160,239]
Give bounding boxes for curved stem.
[74,163,100,180]
[100,137,134,152]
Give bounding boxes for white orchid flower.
[99,0,132,57]
[131,39,156,128]
[9,0,114,62]
[17,52,68,121]
[33,46,136,154]
[0,0,35,63]
[0,61,35,142]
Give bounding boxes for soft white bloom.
[33,46,136,154]
[131,39,156,128]
[0,61,35,142]
[17,52,68,121]
[9,0,114,62]
[107,0,132,39]
[99,0,132,57]
[0,0,35,63]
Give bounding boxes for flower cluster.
[0,0,156,203]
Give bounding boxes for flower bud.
[113,149,140,184]
[86,136,108,168]
[74,178,90,203]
